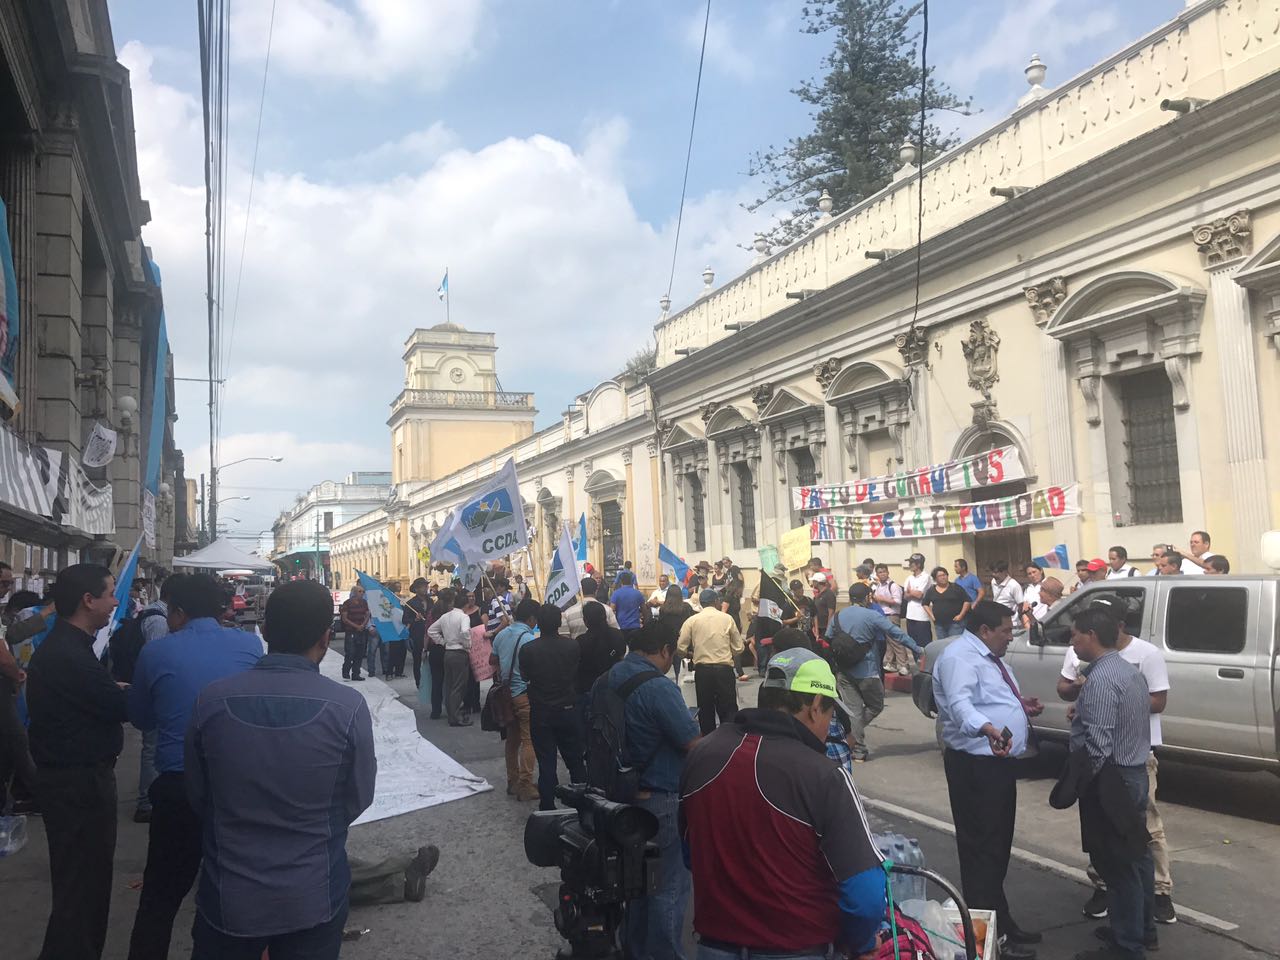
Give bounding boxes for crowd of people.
[0,526,1227,960]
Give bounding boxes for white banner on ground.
[543,522,579,610]
[315,647,492,822]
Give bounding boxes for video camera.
[524,784,661,960]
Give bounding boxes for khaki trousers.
[505,693,536,798]
[1088,751,1172,895]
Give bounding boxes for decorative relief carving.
[699,401,720,424]
[894,328,929,367]
[813,358,842,391]
[1163,356,1191,410]
[970,399,1000,428]
[1024,276,1068,324]
[750,382,775,413]
[645,436,659,458]
[1192,210,1251,269]
[960,318,1000,399]
[621,447,633,466]
[1077,375,1101,426]
[582,459,594,478]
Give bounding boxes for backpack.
[585,667,662,802]
[829,612,873,671]
[108,609,166,683]
[875,906,940,960]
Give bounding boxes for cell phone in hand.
[1000,726,1014,748]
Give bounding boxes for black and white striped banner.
[0,426,115,536]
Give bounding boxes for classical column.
[1026,277,1081,554]
[1193,211,1269,569]
[895,328,931,466]
[622,446,636,573]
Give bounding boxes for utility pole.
[199,473,207,544]
[315,516,323,586]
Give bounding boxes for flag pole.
[445,266,451,327]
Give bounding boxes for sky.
[108,0,1184,546]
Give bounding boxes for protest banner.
[543,522,579,610]
[793,445,1026,511]
[779,525,812,571]
[445,458,529,563]
[809,484,1079,543]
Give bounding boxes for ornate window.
[731,462,757,549]
[663,422,710,556]
[1120,370,1182,525]
[823,360,910,473]
[686,472,707,552]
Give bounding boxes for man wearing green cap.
[680,648,885,959]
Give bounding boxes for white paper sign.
[142,489,156,549]
[82,422,118,468]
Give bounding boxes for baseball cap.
[773,563,788,577]
[1086,558,1107,572]
[811,572,828,583]
[905,552,926,565]
[699,588,720,607]
[762,649,858,720]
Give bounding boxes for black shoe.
[1153,894,1176,924]
[429,713,442,720]
[351,675,365,682]
[1095,925,1158,950]
[1083,888,1110,918]
[448,719,473,727]
[10,798,40,816]
[133,807,152,824]
[1002,917,1043,945]
[998,936,1037,960]
[403,844,440,902]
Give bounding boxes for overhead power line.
[664,0,712,300]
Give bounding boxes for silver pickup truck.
[913,576,1279,774]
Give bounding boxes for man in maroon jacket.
[680,648,885,959]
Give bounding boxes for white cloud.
[124,41,769,528]
[685,7,757,82]
[231,0,488,87]
[347,122,461,172]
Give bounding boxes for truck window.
[1165,586,1248,654]
[1041,587,1146,646]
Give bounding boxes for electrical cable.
[907,0,929,333]
[664,0,712,301]
[225,0,276,393]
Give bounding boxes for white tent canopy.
[173,538,275,572]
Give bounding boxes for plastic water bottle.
[907,838,926,900]
[0,815,28,858]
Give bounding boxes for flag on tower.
[436,271,449,301]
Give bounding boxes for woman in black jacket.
[657,585,694,682]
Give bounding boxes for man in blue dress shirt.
[933,600,1045,959]
[186,578,376,960]
[126,574,263,960]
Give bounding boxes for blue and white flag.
[357,570,408,643]
[658,542,690,586]
[573,512,588,572]
[436,270,449,301]
[1033,543,1070,571]
[448,458,528,563]
[543,522,579,610]
[427,510,484,590]
[93,535,143,658]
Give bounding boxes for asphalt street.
[3,668,1278,960]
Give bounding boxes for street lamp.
[209,457,282,538]
[217,495,251,505]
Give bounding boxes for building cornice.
[647,69,1280,401]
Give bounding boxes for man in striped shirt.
[1069,608,1154,960]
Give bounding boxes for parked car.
[912,577,1280,774]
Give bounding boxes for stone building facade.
[650,0,1280,587]
[0,1,186,585]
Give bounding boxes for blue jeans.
[1100,764,1155,957]
[137,728,157,811]
[936,622,965,639]
[365,633,385,676]
[625,792,690,960]
[698,946,830,960]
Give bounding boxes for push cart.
[886,863,996,960]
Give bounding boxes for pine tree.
[749,1,969,244]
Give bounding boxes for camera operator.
[605,621,701,960]
[680,648,885,960]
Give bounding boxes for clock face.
[449,367,465,384]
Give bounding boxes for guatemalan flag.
[357,570,409,644]
[657,542,690,586]
[573,513,588,569]
[1033,544,1070,570]
[436,270,448,301]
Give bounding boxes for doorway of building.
[600,501,624,584]
[969,480,1032,583]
